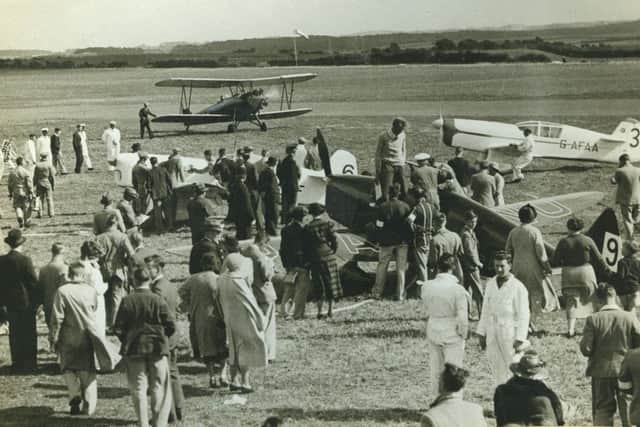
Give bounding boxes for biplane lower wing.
[257,108,313,120]
[152,114,232,125]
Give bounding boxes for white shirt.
[36,135,51,158]
[422,272,469,345]
[294,144,307,170]
[79,130,87,144]
[477,274,530,342]
[24,139,36,164]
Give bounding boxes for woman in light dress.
[79,241,107,336]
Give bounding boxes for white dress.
[80,131,92,169]
[476,274,530,387]
[101,128,121,168]
[80,259,107,336]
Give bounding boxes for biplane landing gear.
[184,124,190,133]
[259,122,267,131]
[227,123,237,133]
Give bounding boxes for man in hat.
[132,152,151,215]
[470,160,496,208]
[477,251,530,388]
[488,162,505,206]
[371,183,412,300]
[411,152,440,212]
[375,117,408,200]
[422,255,469,397]
[429,212,464,282]
[228,167,255,240]
[294,137,308,170]
[420,364,486,427]
[36,127,52,164]
[459,209,483,318]
[447,147,473,196]
[277,143,301,224]
[117,187,141,232]
[50,127,67,175]
[280,206,311,319]
[162,148,184,188]
[0,228,40,372]
[405,177,434,287]
[581,284,640,426]
[611,153,640,240]
[8,157,35,228]
[187,183,216,244]
[72,124,84,173]
[33,152,56,218]
[494,349,564,426]
[139,102,157,139]
[149,156,173,233]
[511,127,535,183]
[39,242,68,330]
[23,134,37,173]
[79,124,93,171]
[211,148,235,186]
[114,267,175,427]
[258,156,280,236]
[189,218,227,275]
[94,192,126,234]
[102,121,121,171]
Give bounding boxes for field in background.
[0,63,634,425]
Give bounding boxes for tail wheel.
[260,122,268,132]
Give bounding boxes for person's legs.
[279,282,294,317]
[621,204,635,240]
[443,339,465,367]
[126,356,150,427]
[414,244,429,285]
[395,244,408,301]
[378,163,394,201]
[566,296,577,335]
[45,189,54,217]
[616,382,632,427]
[75,152,83,173]
[78,370,98,415]
[427,339,444,396]
[148,356,172,427]
[169,349,184,421]
[372,246,394,297]
[293,269,311,319]
[153,199,164,232]
[140,122,145,139]
[106,277,125,329]
[62,370,82,403]
[592,377,616,426]
[464,269,483,317]
[162,197,173,230]
[84,151,93,170]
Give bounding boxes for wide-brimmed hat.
[124,187,139,199]
[308,202,325,216]
[203,218,223,233]
[194,182,207,194]
[414,153,430,162]
[509,349,547,380]
[4,229,26,247]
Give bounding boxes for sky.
[2,0,640,51]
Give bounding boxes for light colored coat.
[80,259,108,336]
[23,138,36,166]
[101,127,121,163]
[422,273,469,346]
[39,258,68,326]
[218,271,267,369]
[421,393,487,427]
[477,275,530,387]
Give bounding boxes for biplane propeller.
[152,73,317,133]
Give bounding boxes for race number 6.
[602,231,621,271]
[631,128,640,148]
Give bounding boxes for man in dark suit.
[447,147,473,194]
[149,156,173,232]
[581,284,640,427]
[242,149,263,231]
[470,160,497,208]
[132,152,150,215]
[0,229,40,372]
[189,219,226,275]
[276,143,300,224]
[228,167,255,240]
[72,124,84,174]
[187,183,217,244]
[50,127,67,175]
[279,206,310,319]
[258,156,280,236]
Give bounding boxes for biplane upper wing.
[257,108,313,120]
[155,73,317,89]
[152,113,232,124]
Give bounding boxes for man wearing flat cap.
[189,218,227,275]
[36,127,52,165]
[102,121,121,171]
[117,187,141,232]
[33,152,57,218]
[411,152,441,212]
[138,102,156,139]
[470,160,497,208]
[375,117,408,200]
[277,143,301,224]
[0,228,40,372]
[187,183,217,245]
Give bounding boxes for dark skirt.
[311,255,342,301]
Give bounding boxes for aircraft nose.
[432,118,443,129]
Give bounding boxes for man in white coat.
[36,128,52,164]
[422,254,469,396]
[79,124,93,170]
[102,121,121,171]
[476,250,530,387]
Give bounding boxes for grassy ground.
[0,63,635,425]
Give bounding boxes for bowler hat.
[509,349,547,380]
[124,187,139,199]
[308,203,325,216]
[4,229,26,247]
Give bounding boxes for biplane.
[152,73,317,132]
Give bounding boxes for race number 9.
[631,128,640,148]
[602,231,621,271]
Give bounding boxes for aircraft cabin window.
[548,127,562,138]
[540,127,551,137]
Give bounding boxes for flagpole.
[293,37,298,66]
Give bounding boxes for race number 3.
[631,128,640,148]
[602,231,621,271]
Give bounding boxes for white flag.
[294,28,309,39]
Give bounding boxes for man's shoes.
[229,383,243,392]
[69,396,82,415]
[175,408,183,421]
[239,386,254,394]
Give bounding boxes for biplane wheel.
[227,124,237,133]
[260,122,267,131]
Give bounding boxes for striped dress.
[303,217,343,300]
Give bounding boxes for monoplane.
[152,73,317,133]
[432,116,640,166]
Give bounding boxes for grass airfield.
[0,63,635,425]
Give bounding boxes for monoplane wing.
[436,117,524,151]
[257,108,313,120]
[152,114,232,124]
[155,73,317,89]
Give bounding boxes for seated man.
[421,363,486,427]
[494,349,564,426]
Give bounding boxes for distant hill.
[0,49,51,58]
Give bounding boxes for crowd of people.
[3,114,640,427]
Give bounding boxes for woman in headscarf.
[506,204,558,334]
[242,231,277,362]
[79,241,107,337]
[303,203,342,319]
[218,253,266,393]
[553,217,611,337]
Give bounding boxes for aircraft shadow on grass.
[33,382,129,399]
[149,123,289,139]
[271,407,425,423]
[311,328,425,341]
[0,406,132,426]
